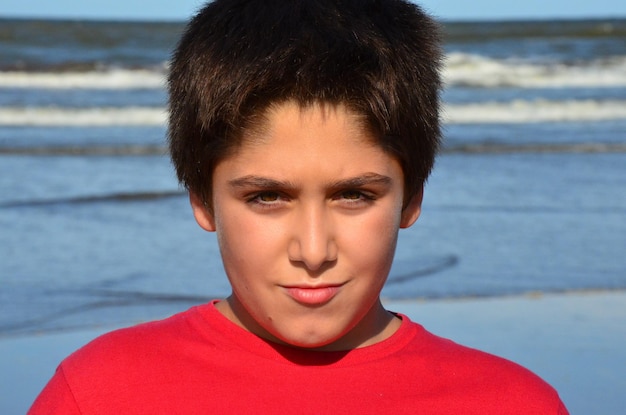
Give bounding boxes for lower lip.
[285,286,341,305]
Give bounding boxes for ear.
[189,192,216,232]
[399,187,423,229]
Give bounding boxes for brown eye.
[342,190,363,200]
[256,192,279,202]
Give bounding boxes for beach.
[3,290,625,414]
[1,16,625,415]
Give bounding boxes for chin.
[275,328,349,351]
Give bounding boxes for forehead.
[241,100,377,147]
[215,101,402,180]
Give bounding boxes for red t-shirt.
[29,301,568,414]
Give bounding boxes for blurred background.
[1,0,625,332]
[2,0,624,334]
[1,1,625,413]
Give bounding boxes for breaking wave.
[0,106,167,126]
[1,99,624,127]
[444,53,626,88]
[1,53,625,90]
[0,68,166,90]
[442,99,626,123]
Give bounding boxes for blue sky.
[1,0,625,21]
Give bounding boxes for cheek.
[215,212,284,269]
[214,210,250,268]
[342,211,401,266]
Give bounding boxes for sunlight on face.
[191,101,422,351]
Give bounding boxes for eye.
[341,190,365,200]
[256,192,280,203]
[246,191,287,209]
[335,189,376,205]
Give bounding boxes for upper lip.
[281,282,345,289]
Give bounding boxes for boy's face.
[191,101,422,351]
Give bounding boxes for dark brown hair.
[168,0,442,207]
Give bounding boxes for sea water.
[1,18,625,336]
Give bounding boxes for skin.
[190,101,422,351]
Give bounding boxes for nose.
[288,203,337,271]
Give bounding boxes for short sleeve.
[28,366,81,415]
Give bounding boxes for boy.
[30,0,568,413]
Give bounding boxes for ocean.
[1,17,625,337]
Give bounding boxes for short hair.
[168,0,442,208]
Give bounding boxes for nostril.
[287,235,337,271]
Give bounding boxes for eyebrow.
[228,176,297,190]
[228,173,392,190]
[329,173,392,188]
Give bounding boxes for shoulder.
[401,316,548,381]
[61,304,211,380]
[397,317,568,413]
[33,303,236,413]
[51,304,226,411]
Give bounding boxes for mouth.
[283,284,343,306]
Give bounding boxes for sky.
[1,0,625,21]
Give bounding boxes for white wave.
[2,54,626,91]
[443,53,626,88]
[0,69,165,90]
[0,107,167,126]
[0,99,624,127]
[443,99,626,124]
